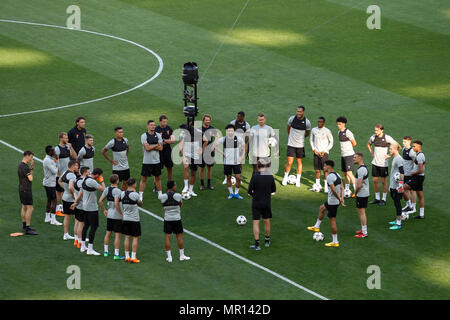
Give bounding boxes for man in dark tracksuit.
[248,160,276,250]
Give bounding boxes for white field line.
[199,0,250,82]
[0,137,329,300]
[0,19,164,118]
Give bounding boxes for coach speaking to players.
[248,160,276,250]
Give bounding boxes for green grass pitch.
[0,0,449,300]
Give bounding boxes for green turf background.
[0,0,449,299]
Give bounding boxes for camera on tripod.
[182,62,198,124]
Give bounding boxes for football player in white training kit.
[282,106,311,188]
[308,116,333,192]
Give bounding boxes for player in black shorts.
[159,181,190,262]
[199,114,217,190]
[18,150,37,235]
[403,140,426,219]
[155,115,175,182]
[307,160,345,247]
[248,160,276,250]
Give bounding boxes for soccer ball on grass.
[182,193,191,200]
[313,232,324,241]
[236,215,247,225]
[287,175,297,185]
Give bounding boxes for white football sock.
[420,208,424,217]
[180,248,185,257]
[114,249,120,256]
[139,191,143,200]
[296,174,301,182]
[345,184,350,190]
[74,235,79,241]
[189,184,194,192]
[166,250,172,259]
[184,179,188,189]
[104,245,108,253]
[235,187,240,194]
[51,213,56,223]
[375,193,380,200]
[228,187,233,194]
[396,218,402,226]
[284,172,289,178]
[314,219,322,229]
[125,251,130,259]
[406,200,411,207]
[382,193,387,201]
[412,202,416,210]
[131,252,136,260]
[315,179,320,185]
[158,190,162,197]
[362,225,368,235]
[45,212,50,220]
[332,234,338,243]
[88,243,93,251]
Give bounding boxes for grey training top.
[287,116,311,148]
[390,155,405,189]
[338,129,355,157]
[62,171,77,202]
[356,165,370,197]
[75,178,84,210]
[82,177,101,212]
[327,172,342,205]
[54,144,71,174]
[158,192,183,221]
[216,136,245,165]
[77,146,95,171]
[402,147,416,176]
[141,132,163,164]
[368,134,396,167]
[412,152,426,177]
[120,191,141,222]
[101,186,123,220]
[104,138,129,171]
[250,124,276,158]
[43,155,58,187]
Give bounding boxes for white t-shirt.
[250,124,276,158]
[309,126,334,154]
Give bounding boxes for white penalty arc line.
[0,19,164,118]
[0,138,329,300]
